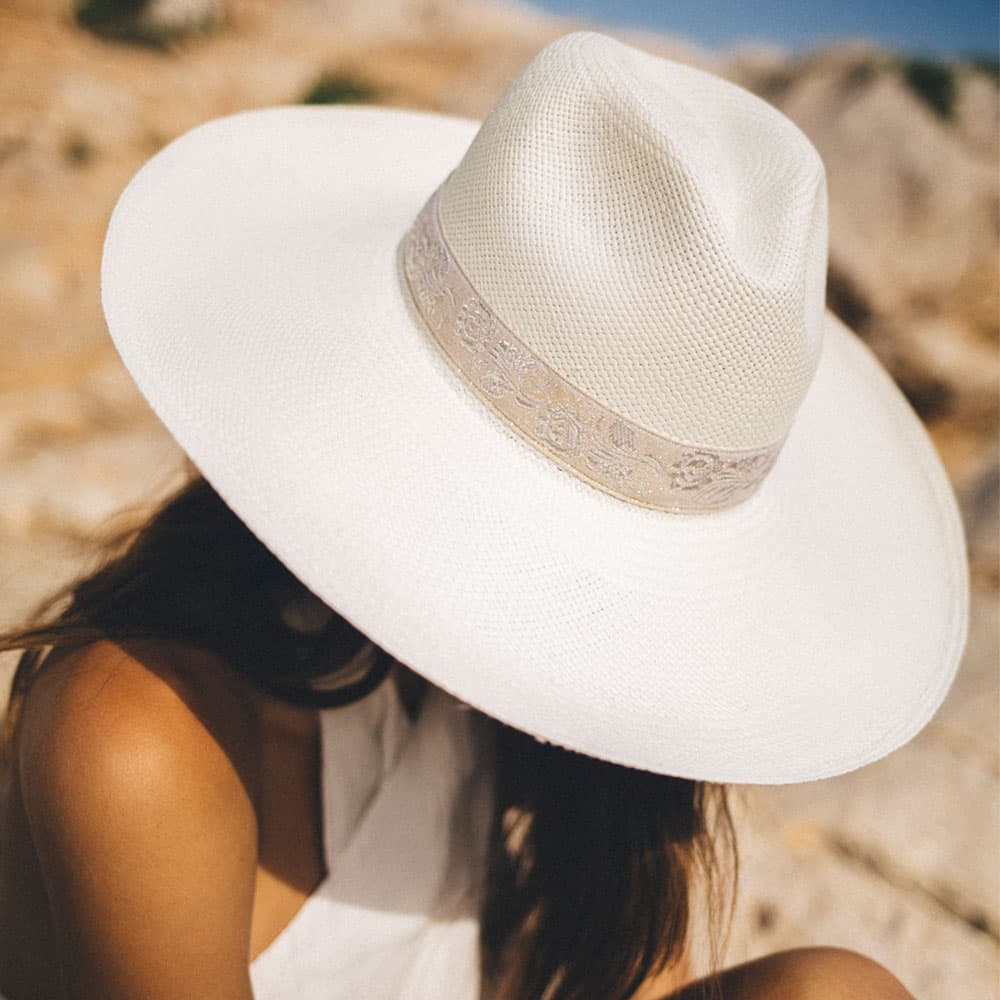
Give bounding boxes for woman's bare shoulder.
[15,637,262,864]
[18,637,260,807]
[15,638,260,996]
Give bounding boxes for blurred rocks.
[141,0,226,34]
[720,786,998,999]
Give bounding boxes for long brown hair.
[1,471,737,1000]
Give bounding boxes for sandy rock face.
[730,46,998,320]
[781,68,993,316]
[141,0,226,34]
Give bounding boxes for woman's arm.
[18,640,259,1000]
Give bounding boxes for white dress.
[249,676,495,1000]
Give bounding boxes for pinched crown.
[400,31,829,512]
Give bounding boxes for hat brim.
[101,105,968,784]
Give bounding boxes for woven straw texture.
[440,32,829,450]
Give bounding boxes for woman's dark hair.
[0,470,737,1000]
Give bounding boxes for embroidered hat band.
[400,184,784,514]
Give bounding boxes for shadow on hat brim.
[101,105,969,785]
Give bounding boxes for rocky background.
[1,1,997,996]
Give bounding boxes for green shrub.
[899,56,957,120]
[752,68,797,102]
[965,53,999,82]
[64,134,96,166]
[841,58,883,94]
[75,0,221,49]
[300,73,378,106]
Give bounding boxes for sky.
[526,0,999,58]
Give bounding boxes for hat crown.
[438,31,829,451]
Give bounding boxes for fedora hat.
[100,30,968,784]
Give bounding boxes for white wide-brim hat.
[101,31,968,784]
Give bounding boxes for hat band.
[398,185,783,514]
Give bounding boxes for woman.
[0,477,918,1000]
[0,29,963,1000]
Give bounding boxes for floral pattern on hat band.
[398,185,784,514]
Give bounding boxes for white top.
[249,676,494,1000]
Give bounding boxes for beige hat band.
[399,184,784,514]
